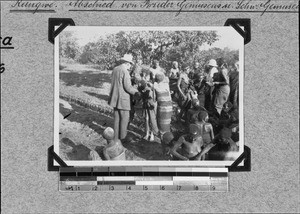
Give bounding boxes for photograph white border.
[54,26,244,167]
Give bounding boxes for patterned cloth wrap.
[154,82,173,134]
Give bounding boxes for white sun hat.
[208,59,217,67]
[120,54,134,64]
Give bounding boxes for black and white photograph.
[54,26,244,166]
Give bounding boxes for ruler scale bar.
[59,167,228,192]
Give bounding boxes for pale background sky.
[63,26,243,50]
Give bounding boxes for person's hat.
[198,111,208,121]
[219,127,232,139]
[155,73,165,83]
[120,54,134,64]
[182,63,190,70]
[162,132,174,145]
[208,59,217,67]
[103,127,114,140]
[189,124,200,136]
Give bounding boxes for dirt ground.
[58,63,173,161]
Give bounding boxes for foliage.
[195,47,239,71]
[60,30,239,71]
[59,31,81,60]
[77,30,220,69]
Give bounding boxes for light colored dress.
[213,69,230,114]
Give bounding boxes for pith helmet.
[208,59,217,67]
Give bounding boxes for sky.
[63,26,243,50]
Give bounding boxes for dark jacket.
[109,64,138,110]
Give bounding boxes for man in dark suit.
[108,54,139,141]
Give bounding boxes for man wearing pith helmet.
[204,59,218,111]
[206,59,218,83]
[170,124,204,161]
[108,54,139,142]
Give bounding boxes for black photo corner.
[47,18,251,172]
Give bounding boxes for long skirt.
[157,101,173,134]
[213,85,230,114]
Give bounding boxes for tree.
[59,31,81,60]
[77,30,220,70]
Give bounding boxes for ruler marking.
[59,167,228,192]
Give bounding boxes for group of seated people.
[101,57,240,161]
[162,102,239,161]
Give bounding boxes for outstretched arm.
[171,137,189,160]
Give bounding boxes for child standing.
[139,80,159,141]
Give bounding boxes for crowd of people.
[104,53,240,161]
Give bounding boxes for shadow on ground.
[60,71,111,88]
[84,91,110,101]
[60,100,165,160]
[61,137,92,160]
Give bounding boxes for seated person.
[209,101,238,134]
[229,123,239,142]
[186,99,206,125]
[161,132,175,159]
[102,127,126,160]
[170,124,204,160]
[197,127,239,161]
[220,101,239,127]
[195,111,214,147]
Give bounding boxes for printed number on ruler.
[65,186,74,191]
